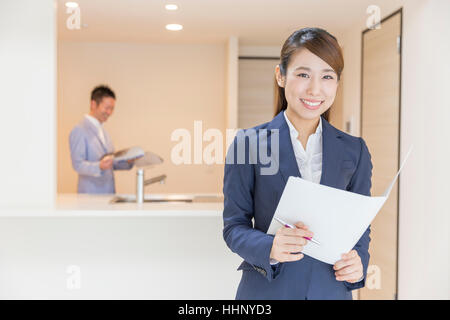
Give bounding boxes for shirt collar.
[85,114,102,130]
[283,111,322,138]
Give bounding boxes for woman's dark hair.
[274,27,344,121]
[91,85,116,104]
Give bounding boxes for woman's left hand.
[333,250,363,283]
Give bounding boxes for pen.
[274,216,321,245]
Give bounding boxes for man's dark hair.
[91,85,116,104]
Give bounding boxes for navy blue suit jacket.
[222,111,373,300]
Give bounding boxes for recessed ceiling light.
[65,2,79,8]
[165,24,183,31]
[165,4,178,11]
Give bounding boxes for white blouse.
[283,111,323,184]
[269,112,323,267]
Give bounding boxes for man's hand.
[99,156,113,170]
[333,250,363,283]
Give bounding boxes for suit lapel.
[82,117,108,153]
[268,112,344,189]
[320,117,344,188]
[267,112,301,183]
[102,128,114,153]
[278,119,302,182]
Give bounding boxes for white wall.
[398,0,449,300]
[339,0,449,299]
[0,0,56,207]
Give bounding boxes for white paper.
[266,146,412,265]
[134,151,164,167]
[113,146,145,163]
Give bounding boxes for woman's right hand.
[269,221,314,263]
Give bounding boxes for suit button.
[254,266,266,277]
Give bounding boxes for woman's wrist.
[269,258,279,265]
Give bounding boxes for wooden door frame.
[360,7,403,299]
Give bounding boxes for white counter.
[0,194,242,299]
[0,194,224,217]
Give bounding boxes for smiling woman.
[223,27,373,300]
[274,28,344,123]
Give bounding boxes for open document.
[101,146,145,163]
[266,147,412,265]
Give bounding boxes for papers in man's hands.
[266,146,412,265]
[134,151,164,167]
[102,146,145,163]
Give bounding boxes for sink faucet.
[136,168,166,203]
[144,174,166,186]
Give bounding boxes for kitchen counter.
[0,193,241,299]
[0,193,224,217]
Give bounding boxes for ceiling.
[57,0,404,46]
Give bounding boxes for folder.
[266,146,412,265]
[101,146,145,163]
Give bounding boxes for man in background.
[69,85,134,194]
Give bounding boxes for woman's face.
[276,48,339,121]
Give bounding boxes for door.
[359,10,402,300]
[238,57,279,129]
